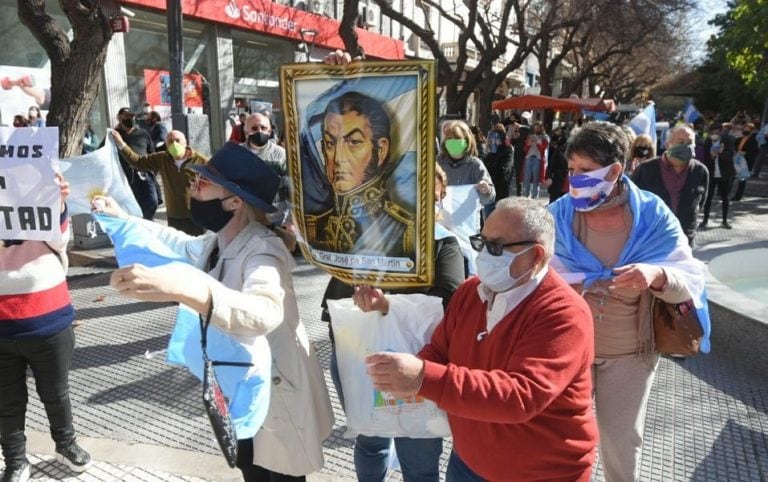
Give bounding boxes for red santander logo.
[225,0,240,19]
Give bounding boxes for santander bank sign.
[224,0,297,32]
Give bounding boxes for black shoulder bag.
[199,305,253,468]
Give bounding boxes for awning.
[566,98,616,112]
[492,94,582,112]
[492,94,616,113]
[122,0,405,60]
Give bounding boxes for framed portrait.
[280,60,436,288]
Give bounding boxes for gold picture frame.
[280,60,436,287]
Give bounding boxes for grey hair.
[666,124,696,146]
[566,121,630,168]
[495,197,554,261]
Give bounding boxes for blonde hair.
[630,134,656,159]
[241,202,296,251]
[440,120,478,158]
[242,203,269,225]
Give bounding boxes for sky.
[691,0,729,61]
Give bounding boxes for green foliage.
[708,0,768,97]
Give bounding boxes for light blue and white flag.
[93,213,271,439]
[629,103,657,147]
[683,99,702,124]
[60,132,141,217]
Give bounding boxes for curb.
[25,431,353,481]
[25,430,240,481]
[67,245,117,268]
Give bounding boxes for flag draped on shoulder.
[547,178,711,353]
[93,213,271,438]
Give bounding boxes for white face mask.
[476,245,534,293]
[568,164,618,212]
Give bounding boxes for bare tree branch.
[17,0,69,63]
[339,0,363,58]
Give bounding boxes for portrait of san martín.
[280,61,436,287]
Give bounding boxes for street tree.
[707,0,768,119]
[534,0,693,100]
[340,0,584,130]
[18,0,113,158]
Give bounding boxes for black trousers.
[702,177,732,222]
[236,438,305,482]
[0,326,76,467]
[732,179,747,200]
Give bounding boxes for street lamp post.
[167,0,186,136]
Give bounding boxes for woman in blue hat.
[94,143,334,482]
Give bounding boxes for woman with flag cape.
[547,122,710,482]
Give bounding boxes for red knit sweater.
[418,271,597,481]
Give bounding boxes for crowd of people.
[9,105,45,128]
[6,49,766,482]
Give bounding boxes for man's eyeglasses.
[469,234,536,256]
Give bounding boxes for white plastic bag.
[328,294,451,439]
[733,152,750,181]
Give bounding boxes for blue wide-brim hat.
[188,143,279,214]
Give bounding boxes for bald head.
[165,130,187,146]
[244,113,271,136]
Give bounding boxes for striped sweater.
[0,209,74,339]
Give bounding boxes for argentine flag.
[93,213,271,439]
[629,103,657,147]
[683,99,702,124]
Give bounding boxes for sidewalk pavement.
[5,178,767,481]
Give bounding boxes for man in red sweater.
[366,197,598,481]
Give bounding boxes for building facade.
[0,0,403,152]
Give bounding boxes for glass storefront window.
[123,9,211,120]
[231,28,293,137]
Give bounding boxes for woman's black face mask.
[634,146,651,158]
[190,196,235,232]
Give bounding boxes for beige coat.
[139,219,334,476]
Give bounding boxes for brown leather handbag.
[652,297,704,356]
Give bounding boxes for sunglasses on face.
[191,175,213,190]
[469,234,536,256]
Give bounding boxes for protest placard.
[0,126,61,243]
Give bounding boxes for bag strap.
[199,302,253,368]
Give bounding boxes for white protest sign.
[442,184,481,274]
[0,126,61,243]
[60,132,142,217]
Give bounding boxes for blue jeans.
[330,350,443,482]
[523,156,541,198]
[355,434,442,482]
[446,450,485,482]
